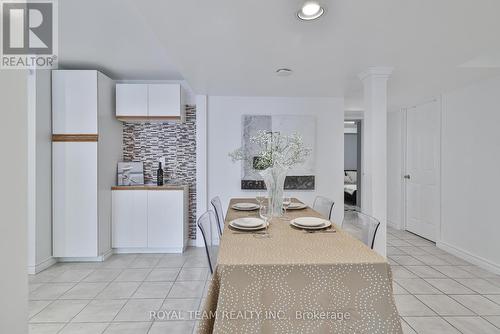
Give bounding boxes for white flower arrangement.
[229,130,312,170]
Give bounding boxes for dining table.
[197,198,403,334]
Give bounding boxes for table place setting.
[230,202,260,211]
[228,202,273,238]
[287,202,308,210]
[289,216,336,233]
[228,217,267,231]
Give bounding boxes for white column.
[358,67,393,257]
[195,95,208,247]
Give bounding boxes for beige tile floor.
[29,248,209,334]
[388,227,500,334]
[28,228,500,333]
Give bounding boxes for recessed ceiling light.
[297,1,325,21]
[276,68,293,77]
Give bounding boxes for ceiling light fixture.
[297,1,324,21]
[276,68,293,77]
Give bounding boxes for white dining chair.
[313,196,335,220]
[197,210,218,274]
[342,210,380,249]
[210,196,225,237]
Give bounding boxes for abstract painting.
[240,115,316,190]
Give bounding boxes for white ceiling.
[58,0,182,80]
[59,0,500,108]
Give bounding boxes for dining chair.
[313,196,335,220]
[210,196,225,237]
[342,210,380,249]
[197,210,218,274]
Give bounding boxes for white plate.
[290,217,332,230]
[287,203,307,210]
[231,203,260,211]
[229,218,266,230]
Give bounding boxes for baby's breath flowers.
[229,130,311,169]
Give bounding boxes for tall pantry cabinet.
[52,70,122,260]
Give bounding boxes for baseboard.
[56,255,106,262]
[31,243,199,268]
[113,247,185,254]
[27,256,57,274]
[387,219,403,230]
[101,249,113,261]
[437,240,500,275]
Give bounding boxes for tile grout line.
[390,228,500,333]
[51,268,117,333]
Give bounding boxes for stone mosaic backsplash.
[122,106,197,240]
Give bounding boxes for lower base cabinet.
[111,190,148,248]
[112,187,188,253]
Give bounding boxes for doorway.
[404,100,441,242]
[344,120,362,210]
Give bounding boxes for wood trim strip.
[52,134,98,142]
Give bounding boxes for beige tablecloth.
[198,199,402,334]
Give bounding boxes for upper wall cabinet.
[116,84,148,117]
[116,83,185,122]
[52,71,98,134]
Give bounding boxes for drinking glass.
[256,192,266,208]
[258,204,271,237]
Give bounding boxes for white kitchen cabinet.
[148,84,183,118]
[52,70,122,261]
[115,83,185,121]
[147,190,185,248]
[52,71,98,134]
[53,142,98,257]
[112,190,148,248]
[112,187,188,253]
[116,84,148,117]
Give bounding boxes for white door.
[53,142,98,257]
[405,101,440,241]
[112,190,148,248]
[148,84,181,117]
[116,84,148,117]
[147,190,184,249]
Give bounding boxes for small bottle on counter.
[157,162,164,186]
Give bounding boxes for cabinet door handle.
[404,174,411,179]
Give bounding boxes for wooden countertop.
[112,184,187,191]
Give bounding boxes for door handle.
[404,175,411,179]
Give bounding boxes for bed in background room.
[344,170,357,206]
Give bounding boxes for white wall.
[344,133,358,171]
[27,70,54,274]
[387,111,403,229]
[438,76,500,273]
[0,70,29,334]
[207,96,345,225]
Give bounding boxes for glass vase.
[260,165,288,217]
